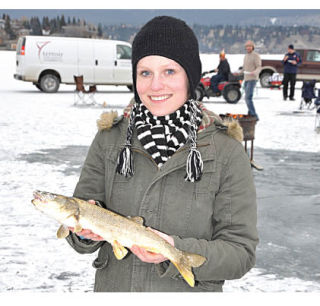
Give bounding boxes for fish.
[31,190,206,287]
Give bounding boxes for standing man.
[282,44,301,101]
[241,40,261,120]
[210,50,231,96]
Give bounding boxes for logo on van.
[36,41,63,62]
[36,41,51,59]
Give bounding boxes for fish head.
[32,190,78,223]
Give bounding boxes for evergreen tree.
[60,14,66,27]
[98,23,103,37]
[42,16,50,31]
[30,17,42,35]
[4,15,16,39]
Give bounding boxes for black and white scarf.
[116,99,204,182]
[134,101,201,167]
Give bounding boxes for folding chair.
[74,75,97,105]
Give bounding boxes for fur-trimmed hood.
[96,101,243,143]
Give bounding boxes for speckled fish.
[31,190,206,287]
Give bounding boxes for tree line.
[2,14,103,39]
[2,13,320,53]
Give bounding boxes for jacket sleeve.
[156,142,258,282]
[66,131,106,254]
[252,53,262,77]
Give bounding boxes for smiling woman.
[136,56,189,116]
[66,15,258,292]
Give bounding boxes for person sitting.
[210,50,231,95]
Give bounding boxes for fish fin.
[182,251,207,268]
[112,240,128,260]
[172,260,195,287]
[74,223,83,233]
[127,216,144,225]
[57,225,70,239]
[172,252,206,287]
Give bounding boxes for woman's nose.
[150,74,164,91]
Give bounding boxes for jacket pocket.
[196,280,224,292]
[179,160,218,194]
[92,246,109,270]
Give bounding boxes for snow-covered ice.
[0,50,319,292]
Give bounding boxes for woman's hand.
[68,200,104,241]
[130,227,174,264]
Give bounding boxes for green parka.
[66,104,258,292]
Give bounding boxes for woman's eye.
[140,71,151,77]
[166,69,175,75]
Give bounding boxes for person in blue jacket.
[282,44,301,101]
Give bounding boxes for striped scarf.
[116,99,204,182]
[134,101,202,167]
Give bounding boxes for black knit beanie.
[131,16,202,101]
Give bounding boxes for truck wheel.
[223,85,241,104]
[195,86,205,101]
[260,72,273,88]
[39,74,60,93]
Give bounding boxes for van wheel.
[39,74,60,93]
[34,83,43,91]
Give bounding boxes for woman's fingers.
[130,245,167,264]
[68,227,104,241]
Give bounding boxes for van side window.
[306,51,320,62]
[116,45,132,60]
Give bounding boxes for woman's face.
[136,55,189,116]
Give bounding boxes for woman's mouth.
[149,94,172,102]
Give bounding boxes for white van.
[14,36,133,93]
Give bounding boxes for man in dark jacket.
[210,50,231,95]
[282,44,301,101]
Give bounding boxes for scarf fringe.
[185,147,203,182]
[116,144,134,177]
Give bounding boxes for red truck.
[259,49,320,87]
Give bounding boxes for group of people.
[209,42,302,120]
[210,40,261,120]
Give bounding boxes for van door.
[93,40,114,84]
[114,44,132,84]
[78,39,94,84]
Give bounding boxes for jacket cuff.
[155,235,184,279]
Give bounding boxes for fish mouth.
[33,190,43,201]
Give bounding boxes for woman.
[66,16,258,292]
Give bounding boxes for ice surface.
[1,51,319,292]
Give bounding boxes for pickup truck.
[259,49,320,87]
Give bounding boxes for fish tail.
[172,251,206,287]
